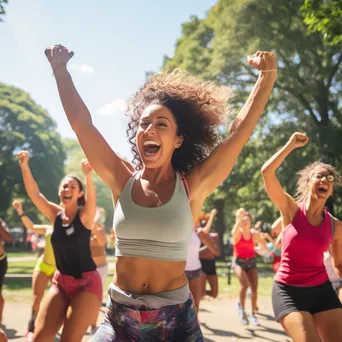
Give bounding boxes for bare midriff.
[113,256,187,294]
[0,244,4,256]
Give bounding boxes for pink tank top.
[234,234,255,259]
[275,203,333,286]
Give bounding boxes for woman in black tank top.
[18,151,101,342]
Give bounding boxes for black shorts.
[272,280,342,322]
[200,259,217,276]
[0,255,8,291]
[232,256,256,272]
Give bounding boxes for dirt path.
[1,296,289,341]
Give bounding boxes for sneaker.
[250,313,260,326]
[26,332,34,342]
[239,310,249,325]
[236,302,242,314]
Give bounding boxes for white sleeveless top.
[185,230,202,271]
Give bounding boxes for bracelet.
[260,69,277,72]
[52,64,64,77]
[18,213,26,218]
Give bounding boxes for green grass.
[7,260,37,274]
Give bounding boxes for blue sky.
[1,0,217,159]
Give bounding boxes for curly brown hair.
[294,161,342,203]
[126,69,235,173]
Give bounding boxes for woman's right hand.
[18,150,29,167]
[12,200,22,213]
[288,132,309,149]
[44,44,74,70]
[235,208,246,221]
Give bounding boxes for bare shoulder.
[333,217,342,240]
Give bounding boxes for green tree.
[0,0,8,22]
[0,83,65,227]
[301,0,342,46]
[63,138,114,231]
[163,0,342,247]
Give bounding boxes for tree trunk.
[213,198,226,260]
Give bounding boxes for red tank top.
[275,203,333,286]
[234,233,255,259]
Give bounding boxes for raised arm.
[18,151,61,223]
[231,208,245,243]
[188,52,277,200]
[0,219,12,243]
[201,209,217,234]
[79,159,96,230]
[332,219,342,279]
[261,132,308,223]
[12,200,48,235]
[44,45,131,200]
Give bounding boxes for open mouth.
[143,140,161,156]
[317,185,328,194]
[63,195,72,200]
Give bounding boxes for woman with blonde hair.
[261,132,342,341]
[12,200,56,342]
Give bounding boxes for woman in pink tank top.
[231,208,267,326]
[261,132,342,342]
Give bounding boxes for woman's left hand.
[247,51,277,72]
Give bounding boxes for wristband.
[19,213,26,218]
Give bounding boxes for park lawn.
[7,260,37,274]
[3,258,276,304]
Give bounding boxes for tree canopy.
[0,83,65,226]
[163,0,342,243]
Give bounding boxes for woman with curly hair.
[45,44,276,341]
[12,200,56,342]
[261,132,342,342]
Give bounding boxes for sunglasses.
[312,173,335,182]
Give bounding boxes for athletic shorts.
[185,268,202,281]
[232,256,256,272]
[272,280,342,322]
[200,259,217,276]
[89,294,203,341]
[52,269,102,304]
[0,255,7,291]
[34,255,56,277]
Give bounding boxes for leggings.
[90,294,203,341]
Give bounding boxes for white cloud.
[70,63,95,74]
[97,99,127,116]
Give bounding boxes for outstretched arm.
[80,159,96,230]
[231,208,245,244]
[188,51,277,200]
[332,220,342,279]
[261,132,308,224]
[18,151,61,223]
[12,200,48,235]
[45,45,132,200]
[202,209,217,234]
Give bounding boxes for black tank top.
[51,210,96,278]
